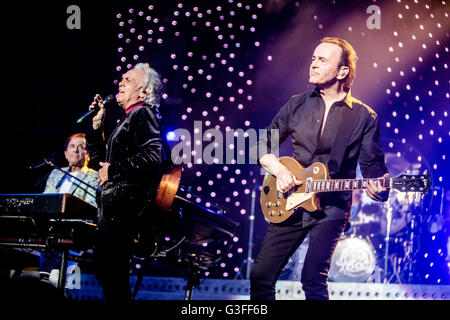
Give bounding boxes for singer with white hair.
[86,62,164,301]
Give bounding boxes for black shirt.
[257,88,388,226]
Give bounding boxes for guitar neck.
[308,177,391,193]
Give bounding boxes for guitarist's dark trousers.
[250,217,347,300]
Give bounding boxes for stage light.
[166,131,176,141]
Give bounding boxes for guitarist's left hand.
[366,173,390,202]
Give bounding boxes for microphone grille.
[103,94,114,104]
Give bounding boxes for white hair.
[134,63,163,107]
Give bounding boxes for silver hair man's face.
[116,68,147,110]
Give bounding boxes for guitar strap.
[327,105,359,178]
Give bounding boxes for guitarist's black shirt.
[256,88,389,226]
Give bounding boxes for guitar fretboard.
[308,178,390,193]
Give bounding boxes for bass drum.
[329,236,377,282]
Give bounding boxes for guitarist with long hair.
[250,37,390,300]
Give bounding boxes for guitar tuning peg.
[406,169,411,175]
[423,169,428,175]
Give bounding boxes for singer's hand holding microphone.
[90,94,107,130]
[77,93,114,128]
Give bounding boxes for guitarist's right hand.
[259,154,303,193]
[274,167,303,193]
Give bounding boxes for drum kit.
[329,186,421,284]
[281,153,429,284]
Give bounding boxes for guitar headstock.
[392,170,432,194]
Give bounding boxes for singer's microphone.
[76,94,114,124]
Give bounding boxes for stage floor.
[63,274,450,300]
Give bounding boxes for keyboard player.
[40,133,99,283]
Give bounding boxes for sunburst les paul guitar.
[260,157,432,223]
